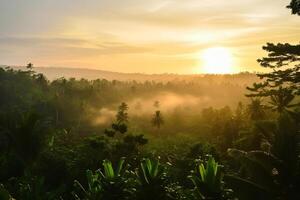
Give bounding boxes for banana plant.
[225,148,283,200]
[189,156,234,200]
[74,158,135,200]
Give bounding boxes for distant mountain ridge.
[1,65,257,83]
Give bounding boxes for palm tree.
[226,149,281,200]
[247,99,265,120]
[268,87,298,114]
[151,110,164,129]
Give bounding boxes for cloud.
[0,36,153,70]
[0,0,299,73]
[0,36,152,56]
[0,37,85,46]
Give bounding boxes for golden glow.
[201,47,235,74]
[0,0,299,74]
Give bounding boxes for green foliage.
[74,158,135,200]
[189,156,233,200]
[224,175,272,200]
[104,103,129,137]
[272,113,300,197]
[116,102,129,124]
[104,128,116,137]
[112,123,128,134]
[114,134,148,159]
[268,87,298,113]
[136,158,175,200]
[187,143,219,160]
[138,158,165,185]
[0,111,52,180]
[9,175,61,200]
[0,184,12,200]
[73,170,102,200]
[246,98,266,120]
[243,8,300,198]
[105,122,128,137]
[71,135,113,179]
[233,119,275,152]
[227,149,283,199]
[246,43,300,111]
[0,56,299,199]
[227,112,300,199]
[246,8,300,114]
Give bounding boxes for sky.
[0,0,299,74]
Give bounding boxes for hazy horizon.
[5,64,259,75]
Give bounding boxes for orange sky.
[0,0,299,74]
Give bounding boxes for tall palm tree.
[247,99,266,120]
[151,110,164,129]
[268,87,298,114]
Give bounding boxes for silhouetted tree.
[236,5,300,198]
[246,0,300,106]
[26,63,33,70]
[151,110,164,129]
[235,102,244,119]
[247,3,300,114]
[246,43,300,97]
[245,46,300,113]
[104,103,129,137]
[116,102,129,124]
[247,99,266,120]
[287,0,300,15]
[268,87,297,113]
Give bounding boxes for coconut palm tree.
[151,110,164,129]
[247,99,266,120]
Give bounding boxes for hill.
[3,65,258,84]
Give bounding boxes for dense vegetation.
[0,1,299,200]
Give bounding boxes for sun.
[201,47,235,74]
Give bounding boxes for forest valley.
[0,1,300,200]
